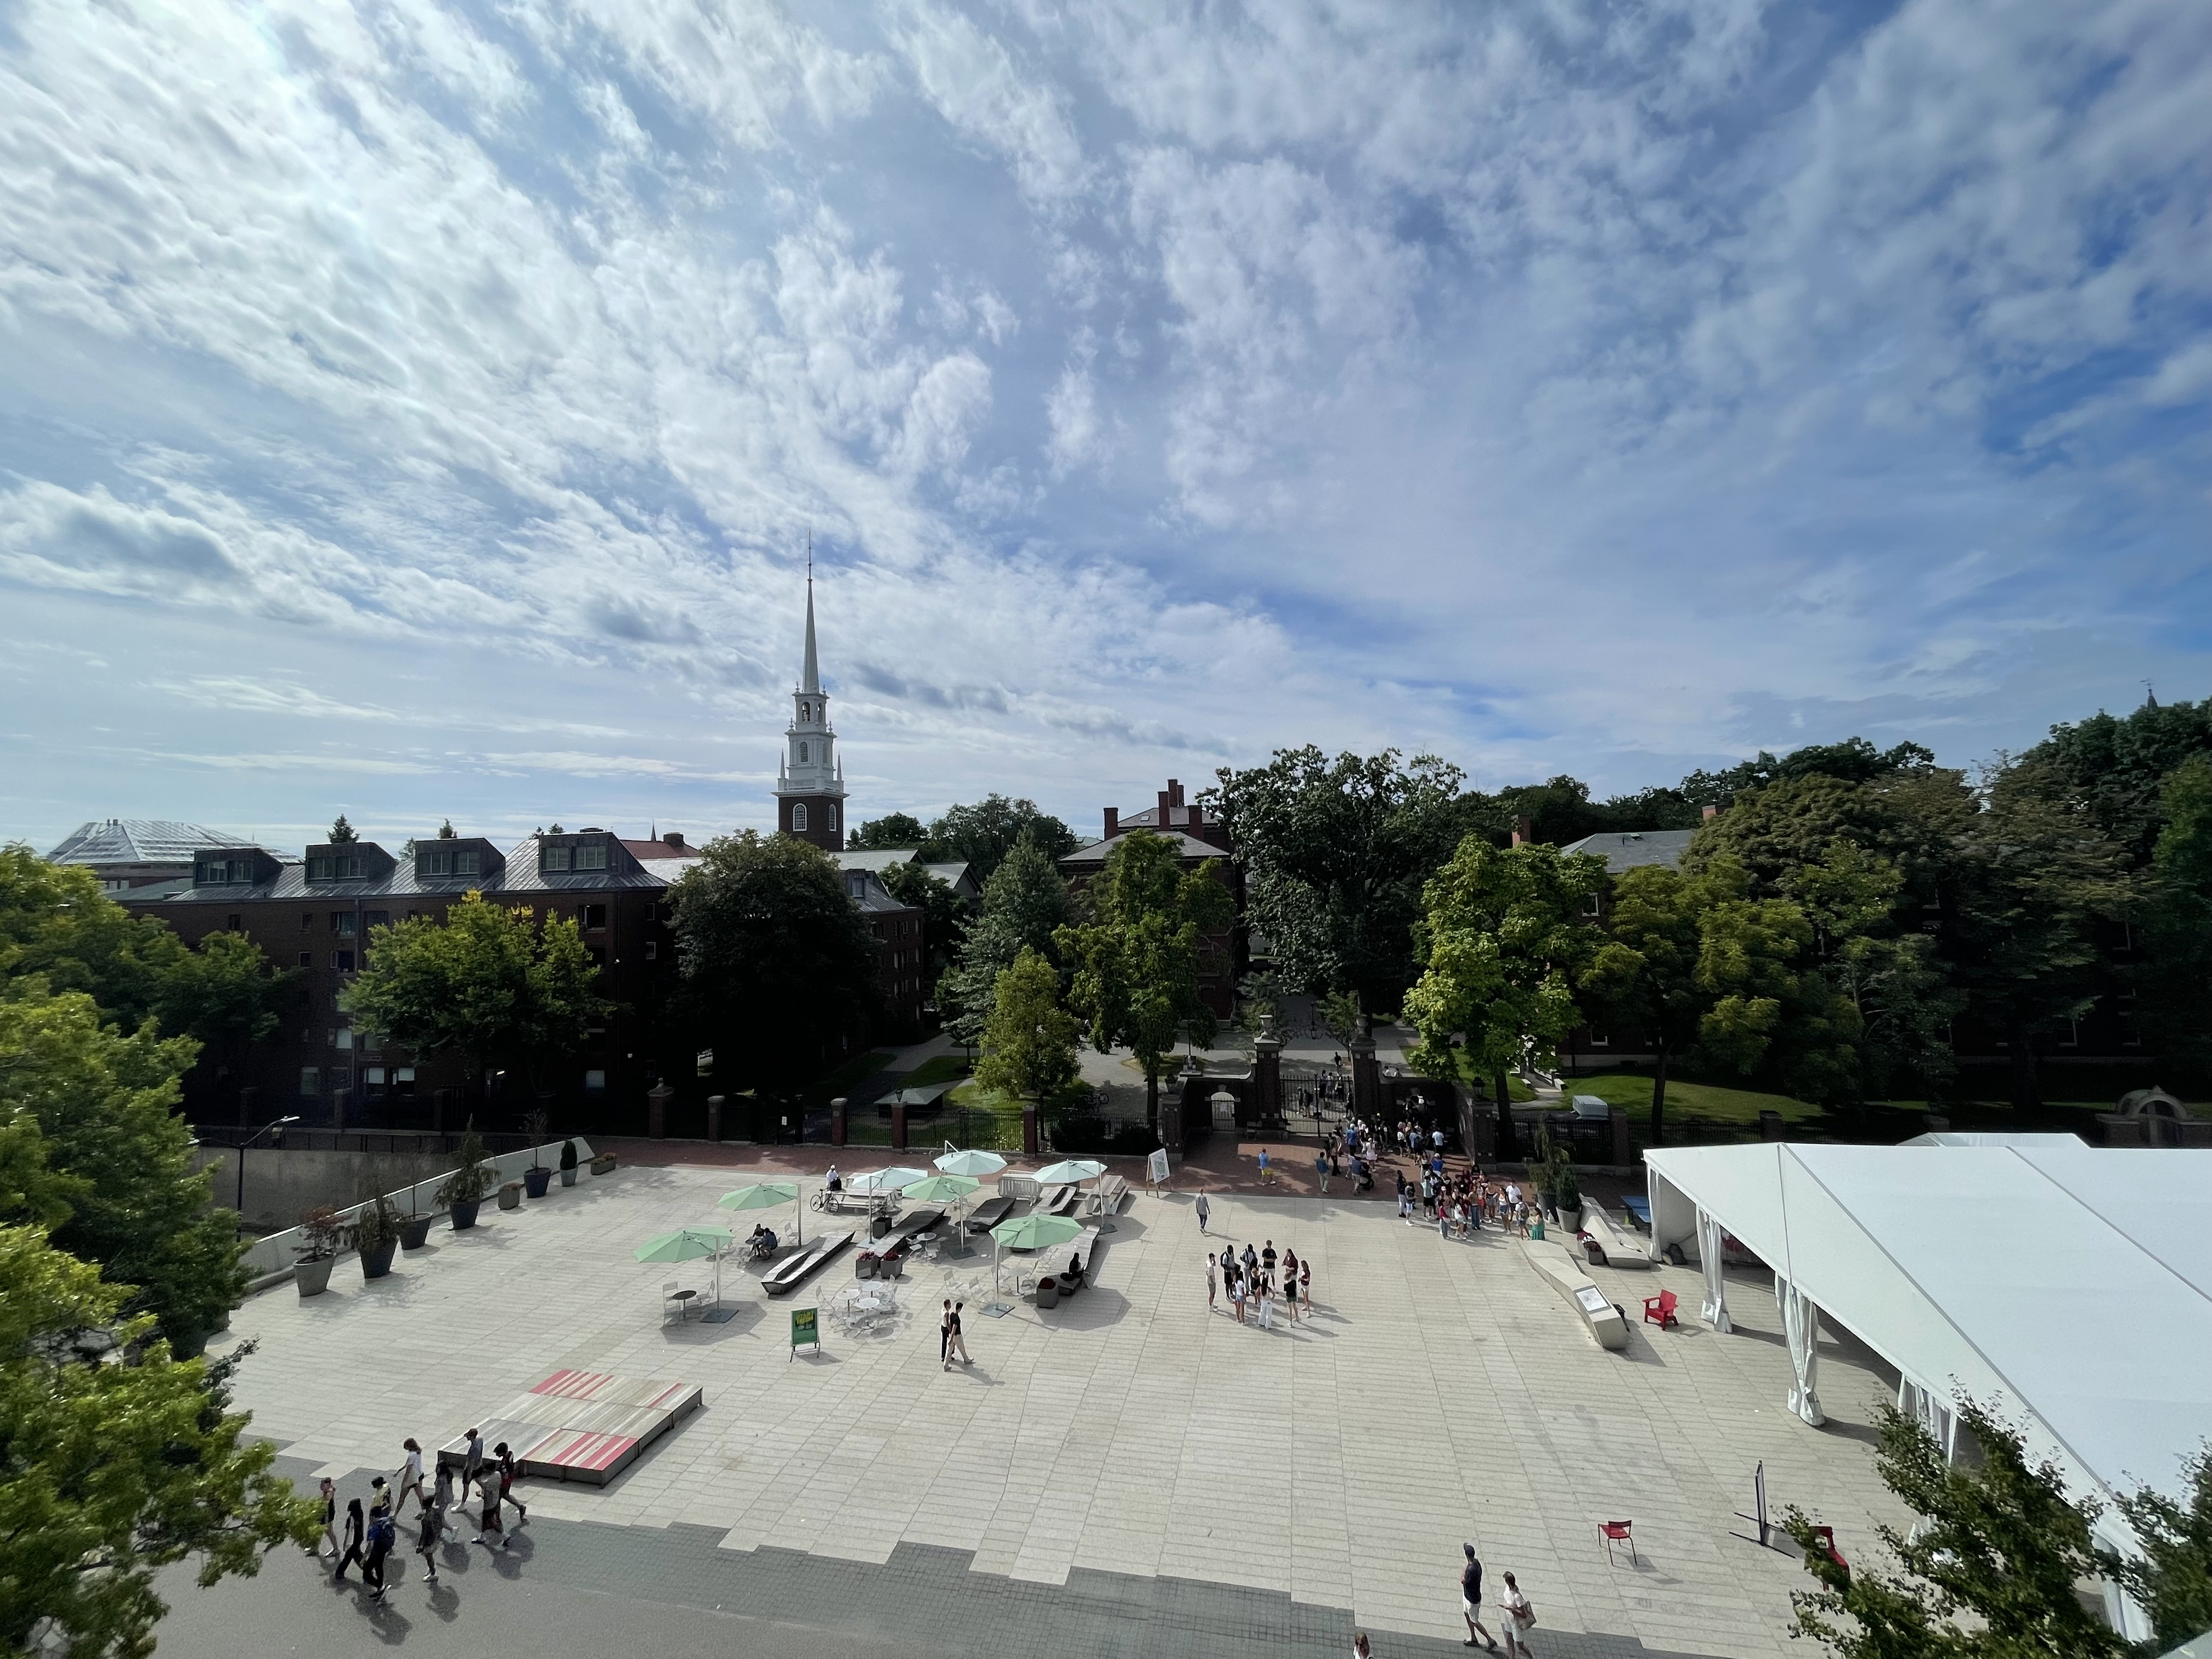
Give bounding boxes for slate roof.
[47,819,256,865]
[1558,828,1699,872]
[1060,831,1232,865]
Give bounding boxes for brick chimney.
[1102,806,1119,839]
[1511,815,1534,847]
[1158,786,1173,822]
[663,831,687,848]
[1702,804,1719,822]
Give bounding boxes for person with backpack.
[362,1480,396,1601]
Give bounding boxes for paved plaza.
[171,1162,1914,1658]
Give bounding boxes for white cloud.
[889,0,1088,202]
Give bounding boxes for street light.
[234,1115,301,1235]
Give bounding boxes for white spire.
[800,532,820,694]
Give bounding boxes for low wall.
[236,1138,596,1280]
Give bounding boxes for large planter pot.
[559,1168,577,1188]
[360,1239,398,1280]
[399,1217,433,1251]
[1036,1277,1059,1310]
[497,1182,522,1211]
[590,1155,617,1176]
[1559,1203,1584,1232]
[524,1167,552,1199]
[296,1256,335,1297]
[450,1199,482,1232]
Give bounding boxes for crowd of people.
[1204,1237,1312,1329]
[312,1429,531,1602]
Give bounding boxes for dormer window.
[576,841,606,871]
[307,854,363,881]
[846,872,866,898]
[543,844,571,873]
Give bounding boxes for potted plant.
[590,1150,618,1176]
[294,1206,344,1297]
[522,1108,554,1199]
[437,1130,494,1230]
[1548,1138,1584,1233]
[558,1139,578,1188]
[356,1194,402,1280]
[498,1178,523,1211]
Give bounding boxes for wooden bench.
[763,1230,854,1296]
[1082,1175,1130,1221]
[1039,1184,1080,1215]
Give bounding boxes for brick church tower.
[774,567,848,851]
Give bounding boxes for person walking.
[311,1477,338,1559]
[1195,1192,1210,1234]
[1206,1253,1218,1315]
[1353,1633,1374,1658]
[459,1426,485,1504]
[1299,1256,1312,1310]
[949,1301,971,1365]
[393,1437,428,1517]
[332,1497,366,1582]
[1258,1146,1272,1186]
[1317,1149,1330,1194]
[1499,1571,1534,1657]
[1461,1544,1499,1650]
[471,1469,510,1553]
[940,1299,953,1369]
[362,1486,396,1602]
[494,1442,528,1525]
[413,1492,447,1585]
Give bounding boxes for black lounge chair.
[964,1194,1017,1232]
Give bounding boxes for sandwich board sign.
[790,1306,820,1359]
[1147,1147,1171,1189]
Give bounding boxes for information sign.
[789,1306,820,1359]
[1147,1147,1171,1187]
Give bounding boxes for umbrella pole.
[797,1184,803,1249]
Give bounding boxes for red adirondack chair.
[1599,1520,1638,1566]
[1642,1288,1679,1328]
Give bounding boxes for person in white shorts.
[1500,1570,1534,1657]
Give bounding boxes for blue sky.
[2,0,2208,855]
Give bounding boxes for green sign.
[789,1306,820,1358]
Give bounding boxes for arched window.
[799,741,809,763]
[792,803,809,832]
[827,805,838,831]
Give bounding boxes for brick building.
[1059,778,1244,1017]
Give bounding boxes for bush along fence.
[240,1137,599,1286]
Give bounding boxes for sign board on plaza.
[790,1306,819,1358]
[1147,1148,1170,1187]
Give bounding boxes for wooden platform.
[437,1369,703,1486]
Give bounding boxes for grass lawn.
[1562,1069,1824,1133]
[1424,1051,1538,1102]
[902,1053,973,1090]
[802,1049,896,1105]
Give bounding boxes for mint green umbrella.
[1034,1159,1107,1186]
[718,1181,803,1246]
[934,1148,1007,1177]
[635,1226,733,1309]
[989,1210,1083,1293]
[901,1173,979,1204]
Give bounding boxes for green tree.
[326,814,358,843]
[0,1224,317,1658]
[1,849,190,1033]
[340,892,610,1103]
[1403,839,1607,1158]
[938,828,1070,1049]
[0,983,244,1354]
[974,948,1080,1102]
[436,818,458,839]
[1054,831,1233,1128]
[1952,759,2134,1109]
[666,832,879,1090]
[2140,753,2212,1079]
[1579,862,1712,1146]
[1785,1397,2129,1659]
[2018,694,2212,865]
[921,795,1076,884]
[2106,1443,2212,1650]
[848,812,927,851]
[153,930,297,1073]
[1204,747,1467,1028]
[1681,736,1942,810]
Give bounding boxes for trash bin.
[1036,1278,1059,1309]
[871,1215,892,1240]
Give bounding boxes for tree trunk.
[1144,1064,1159,1131]
[2008,1019,2039,1112]
[1493,1069,1516,1160]
[1651,1045,1669,1149]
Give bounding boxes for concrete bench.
[1579,1204,1656,1269]
[763,1230,854,1296]
[1522,1239,1629,1350]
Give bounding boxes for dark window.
[426,850,451,876]
[302,911,314,931]
[365,1067,388,1098]
[297,951,313,968]
[576,842,607,871]
[331,912,356,936]
[364,910,388,929]
[336,950,356,973]
[581,904,607,930]
[588,945,607,968]
[330,1067,351,1093]
[584,1069,607,1093]
[307,856,329,881]
[393,1066,416,1097]
[226,913,242,931]
[300,1066,321,1097]
[543,844,572,873]
[456,849,479,876]
[644,939,657,961]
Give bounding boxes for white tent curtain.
[1898,1378,1959,1462]
[1696,1207,1733,1332]
[1778,1277,1825,1425]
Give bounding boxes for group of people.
[314,1430,530,1602]
[1205,1238,1311,1330]
[1348,1545,1536,1657]
[1395,1165,1541,1238]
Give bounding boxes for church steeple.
[774,547,847,851]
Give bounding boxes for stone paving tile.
[215,1164,1910,1656]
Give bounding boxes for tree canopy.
[849,812,927,851]
[918,794,1076,884]
[973,947,1081,1103]
[666,832,880,1089]
[341,891,609,1098]
[0,1224,315,1658]
[938,826,1070,1048]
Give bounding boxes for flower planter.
[450,1199,482,1232]
[296,1256,335,1297]
[1558,1203,1584,1232]
[590,1155,617,1176]
[360,1239,398,1280]
[1036,1277,1059,1310]
[559,1168,577,1187]
[399,1216,433,1250]
[524,1167,552,1199]
[498,1182,522,1210]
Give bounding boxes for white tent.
[1645,1139,2212,1641]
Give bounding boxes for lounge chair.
[965,1194,1017,1232]
[763,1231,855,1296]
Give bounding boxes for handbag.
[1515,1598,1537,1629]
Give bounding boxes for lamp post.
[234,1115,301,1235]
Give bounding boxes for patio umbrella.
[934,1148,1007,1177]
[989,1210,1084,1293]
[634,1226,734,1307]
[717,1181,803,1248]
[1033,1158,1107,1187]
[902,1172,980,1254]
[849,1166,928,1194]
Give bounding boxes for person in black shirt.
[1461,1543,1498,1650]
[331,1497,365,1581]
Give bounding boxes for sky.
[2,0,2208,856]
